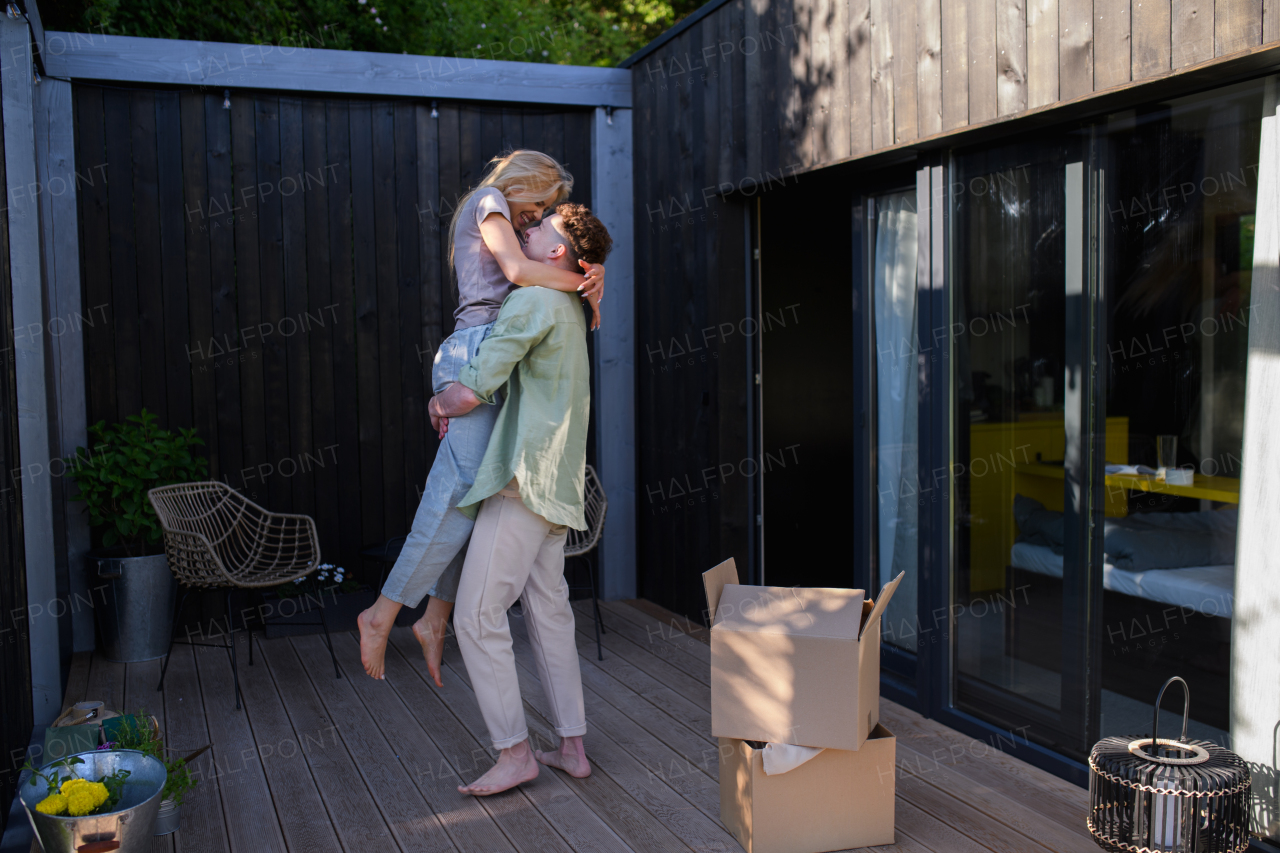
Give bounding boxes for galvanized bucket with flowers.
[20,751,167,853]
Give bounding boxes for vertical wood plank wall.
[73,87,595,576]
[629,0,1280,617]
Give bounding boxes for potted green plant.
[104,714,203,836]
[66,409,208,662]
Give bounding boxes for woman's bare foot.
[458,739,540,796]
[535,735,591,779]
[357,595,403,680]
[411,596,454,687]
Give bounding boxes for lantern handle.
[1151,676,1191,744]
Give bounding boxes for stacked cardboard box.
[702,558,904,853]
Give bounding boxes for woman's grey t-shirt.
[453,186,519,331]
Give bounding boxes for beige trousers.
[454,482,587,750]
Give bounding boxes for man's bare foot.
[535,735,591,779]
[357,595,403,680]
[458,740,540,796]
[411,618,446,688]
[411,596,454,687]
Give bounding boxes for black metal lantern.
[1088,677,1251,853]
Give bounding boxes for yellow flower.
[86,781,109,808]
[35,793,67,815]
[59,777,87,794]
[66,789,97,817]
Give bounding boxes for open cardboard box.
[702,558,903,751]
[719,724,897,853]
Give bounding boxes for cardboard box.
[702,559,903,750]
[719,724,897,853]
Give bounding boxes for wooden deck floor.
[54,599,1096,853]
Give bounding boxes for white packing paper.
[761,742,825,775]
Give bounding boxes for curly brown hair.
[554,203,613,266]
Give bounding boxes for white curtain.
[873,191,919,649]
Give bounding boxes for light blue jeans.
[380,322,500,607]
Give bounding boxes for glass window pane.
[952,140,1077,742]
[1097,80,1263,743]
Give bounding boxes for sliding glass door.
[941,77,1267,763]
[948,135,1098,757]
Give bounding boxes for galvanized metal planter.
[95,553,176,662]
[20,750,167,853]
[152,797,180,836]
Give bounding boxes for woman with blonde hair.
[359,149,604,681]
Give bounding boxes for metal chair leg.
[587,554,604,661]
[157,587,191,693]
[226,589,243,710]
[317,588,342,679]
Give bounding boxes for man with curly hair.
[427,203,613,795]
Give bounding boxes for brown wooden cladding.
[631,0,1274,178]
[74,86,594,576]
[629,0,1278,617]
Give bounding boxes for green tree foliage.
[54,0,698,67]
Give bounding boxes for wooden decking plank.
[894,770,1055,853]
[85,653,126,712]
[605,602,712,663]
[288,635,456,853]
[897,754,1094,852]
[381,628,578,853]
[158,644,231,853]
[566,607,711,708]
[255,635,403,852]
[620,601,711,646]
[878,702,1088,833]
[507,614,731,845]
[568,617,716,748]
[566,627,720,780]
[321,633,520,853]
[893,796,992,853]
[592,601,711,677]
[122,658,162,718]
[235,638,344,853]
[61,650,92,710]
[496,651,716,853]
[433,636,637,853]
[192,645,289,853]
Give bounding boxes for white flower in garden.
[542,50,549,56]
[293,577,304,584]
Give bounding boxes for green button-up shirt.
[457,287,590,530]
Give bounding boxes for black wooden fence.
[74,85,594,576]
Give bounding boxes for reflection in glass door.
[869,191,920,657]
[950,138,1095,757]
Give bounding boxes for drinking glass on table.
[1156,435,1177,477]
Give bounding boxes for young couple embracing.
[357,149,614,795]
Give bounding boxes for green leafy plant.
[23,755,132,816]
[108,713,199,806]
[23,756,85,797]
[65,410,208,557]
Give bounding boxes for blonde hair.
[449,149,574,267]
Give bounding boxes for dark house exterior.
[624,0,1280,837]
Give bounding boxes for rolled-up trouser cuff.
[554,724,587,739]
[492,729,530,751]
